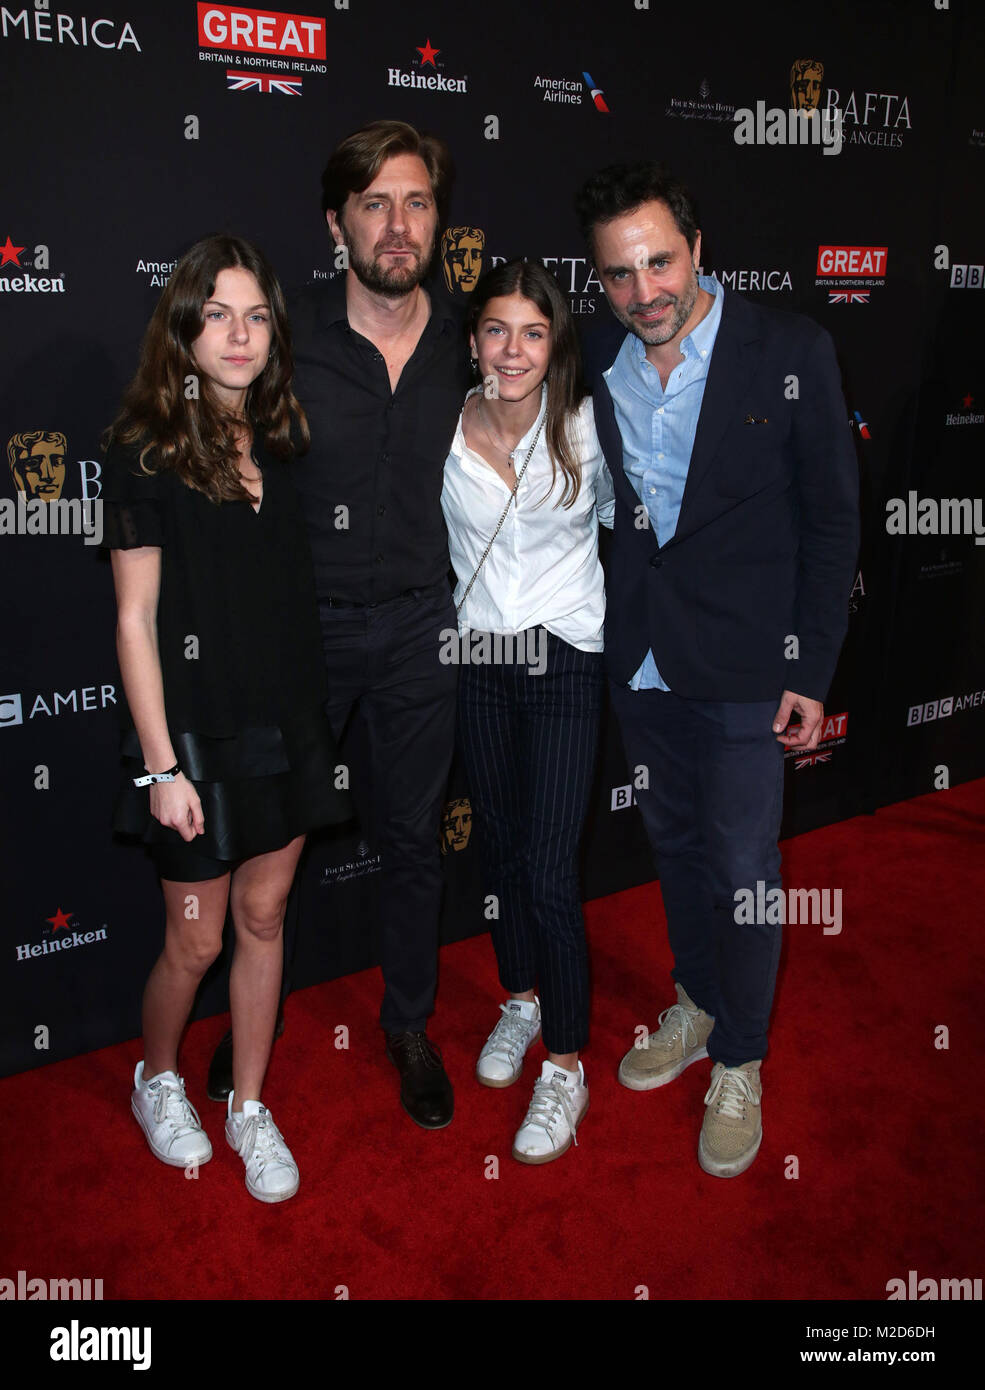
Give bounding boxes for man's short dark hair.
[320,119,453,226]
[574,162,699,253]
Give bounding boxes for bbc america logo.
[950,264,983,288]
[907,689,985,725]
[907,697,954,725]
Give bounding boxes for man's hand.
[772,690,823,749]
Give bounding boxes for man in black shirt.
[211,121,468,1128]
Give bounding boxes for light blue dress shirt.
[604,274,724,690]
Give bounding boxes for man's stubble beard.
[339,215,437,298]
[619,265,700,347]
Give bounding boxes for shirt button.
[380,453,389,463]
[377,504,385,517]
[657,453,665,460]
[373,352,383,362]
[375,553,384,564]
[648,486,657,495]
[657,407,664,414]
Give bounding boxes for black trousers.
[457,630,603,1055]
[284,581,458,1032]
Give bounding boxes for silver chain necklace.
[476,396,538,465]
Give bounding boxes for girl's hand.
[149,774,205,841]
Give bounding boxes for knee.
[233,889,288,944]
[168,926,223,975]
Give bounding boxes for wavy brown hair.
[105,234,308,503]
[468,259,587,508]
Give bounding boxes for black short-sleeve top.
[102,437,350,858]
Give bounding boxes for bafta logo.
[8,430,67,500]
[790,59,824,111]
[441,226,484,295]
[440,797,472,854]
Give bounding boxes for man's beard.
[619,269,699,346]
[341,219,435,298]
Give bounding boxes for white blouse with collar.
[441,388,615,652]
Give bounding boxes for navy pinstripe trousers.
[456,629,603,1054]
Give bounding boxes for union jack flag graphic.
[795,752,832,769]
[226,71,302,96]
[828,291,869,304]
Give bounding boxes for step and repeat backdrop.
[2,0,983,1075]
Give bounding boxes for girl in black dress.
[103,235,349,1203]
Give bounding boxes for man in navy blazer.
[575,163,859,1176]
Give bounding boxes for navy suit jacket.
[584,291,860,702]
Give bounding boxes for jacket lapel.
[676,292,764,530]
[596,365,658,547]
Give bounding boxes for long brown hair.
[468,259,587,508]
[105,234,309,503]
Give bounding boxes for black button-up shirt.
[289,274,470,605]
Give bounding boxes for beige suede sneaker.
[698,1060,763,1177]
[617,983,714,1091]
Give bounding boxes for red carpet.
[2,780,982,1302]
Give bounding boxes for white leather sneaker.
[131,1060,212,1168]
[476,997,542,1088]
[512,1059,589,1164]
[225,1093,299,1203]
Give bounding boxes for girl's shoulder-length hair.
[104,233,309,503]
[467,257,588,508]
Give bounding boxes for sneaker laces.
[704,1066,760,1120]
[483,1004,535,1061]
[523,1074,581,1148]
[237,1109,297,1177]
[651,1002,698,1052]
[149,1076,202,1137]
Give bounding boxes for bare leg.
[142,876,230,1078]
[228,836,305,1106]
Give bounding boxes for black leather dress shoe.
[207,1011,285,1102]
[384,1031,454,1129]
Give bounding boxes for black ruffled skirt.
[112,703,354,869]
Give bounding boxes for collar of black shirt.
[301,270,462,337]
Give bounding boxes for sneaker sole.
[475,1069,521,1089]
[697,1128,762,1178]
[131,1097,212,1168]
[617,1045,708,1092]
[511,1096,589,1165]
[245,1175,300,1203]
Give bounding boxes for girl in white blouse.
[442,259,614,1164]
